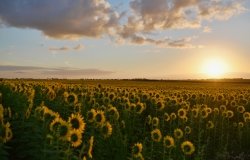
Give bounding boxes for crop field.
[0,79,250,160]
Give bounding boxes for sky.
[0,0,250,79]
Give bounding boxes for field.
[0,79,250,160]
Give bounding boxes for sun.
[202,58,228,78]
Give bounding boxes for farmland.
[0,79,250,160]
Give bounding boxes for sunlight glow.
[202,58,228,78]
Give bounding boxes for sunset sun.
[202,58,228,78]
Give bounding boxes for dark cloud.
[0,65,114,78]
[0,0,120,39]
[0,0,246,47]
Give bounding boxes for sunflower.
[65,92,78,104]
[181,141,195,155]
[135,102,145,114]
[164,113,170,122]
[200,109,208,119]
[163,135,175,148]
[178,108,187,119]
[191,108,199,118]
[145,115,152,125]
[220,105,227,112]
[237,106,245,113]
[227,110,234,118]
[151,129,162,142]
[156,100,164,111]
[68,113,85,133]
[222,111,228,118]
[88,136,94,158]
[87,109,96,123]
[124,102,131,111]
[57,120,71,141]
[184,126,192,135]
[174,128,183,139]
[95,110,106,126]
[132,142,143,158]
[101,122,112,138]
[5,126,13,142]
[170,113,177,121]
[121,120,126,129]
[152,117,159,128]
[213,108,220,115]
[108,106,120,120]
[68,129,82,148]
[206,121,214,129]
[0,122,13,143]
[238,122,244,128]
[50,117,64,132]
[206,107,212,114]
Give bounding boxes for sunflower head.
[237,106,245,113]
[152,117,159,128]
[68,129,82,148]
[191,108,199,118]
[163,135,175,148]
[174,128,183,139]
[57,120,71,141]
[185,126,192,135]
[68,113,85,133]
[178,108,187,119]
[206,121,214,129]
[132,143,143,157]
[170,113,177,121]
[181,141,195,155]
[200,109,208,119]
[156,100,164,111]
[227,110,234,118]
[95,110,106,126]
[145,115,152,125]
[102,122,112,138]
[0,122,12,143]
[151,129,162,142]
[164,113,170,122]
[213,108,219,115]
[108,107,119,120]
[65,92,78,104]
[135,103,145,114]
[87,109,96,123]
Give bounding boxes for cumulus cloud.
[0,65,114,78]
[0,0,246,47]
[0,0,120,39]
[116,0,245,46]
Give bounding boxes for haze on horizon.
[0,0,250,79]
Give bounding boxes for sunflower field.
[0,79,250,160]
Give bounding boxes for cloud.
[203,26,212,33]
[0,0,120,39]
[0,65,114,78]
[73,44,84,50]
[49,46,69,51]
[0,0,246,47]
[116,0,245,46]
[48,44,84,52]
